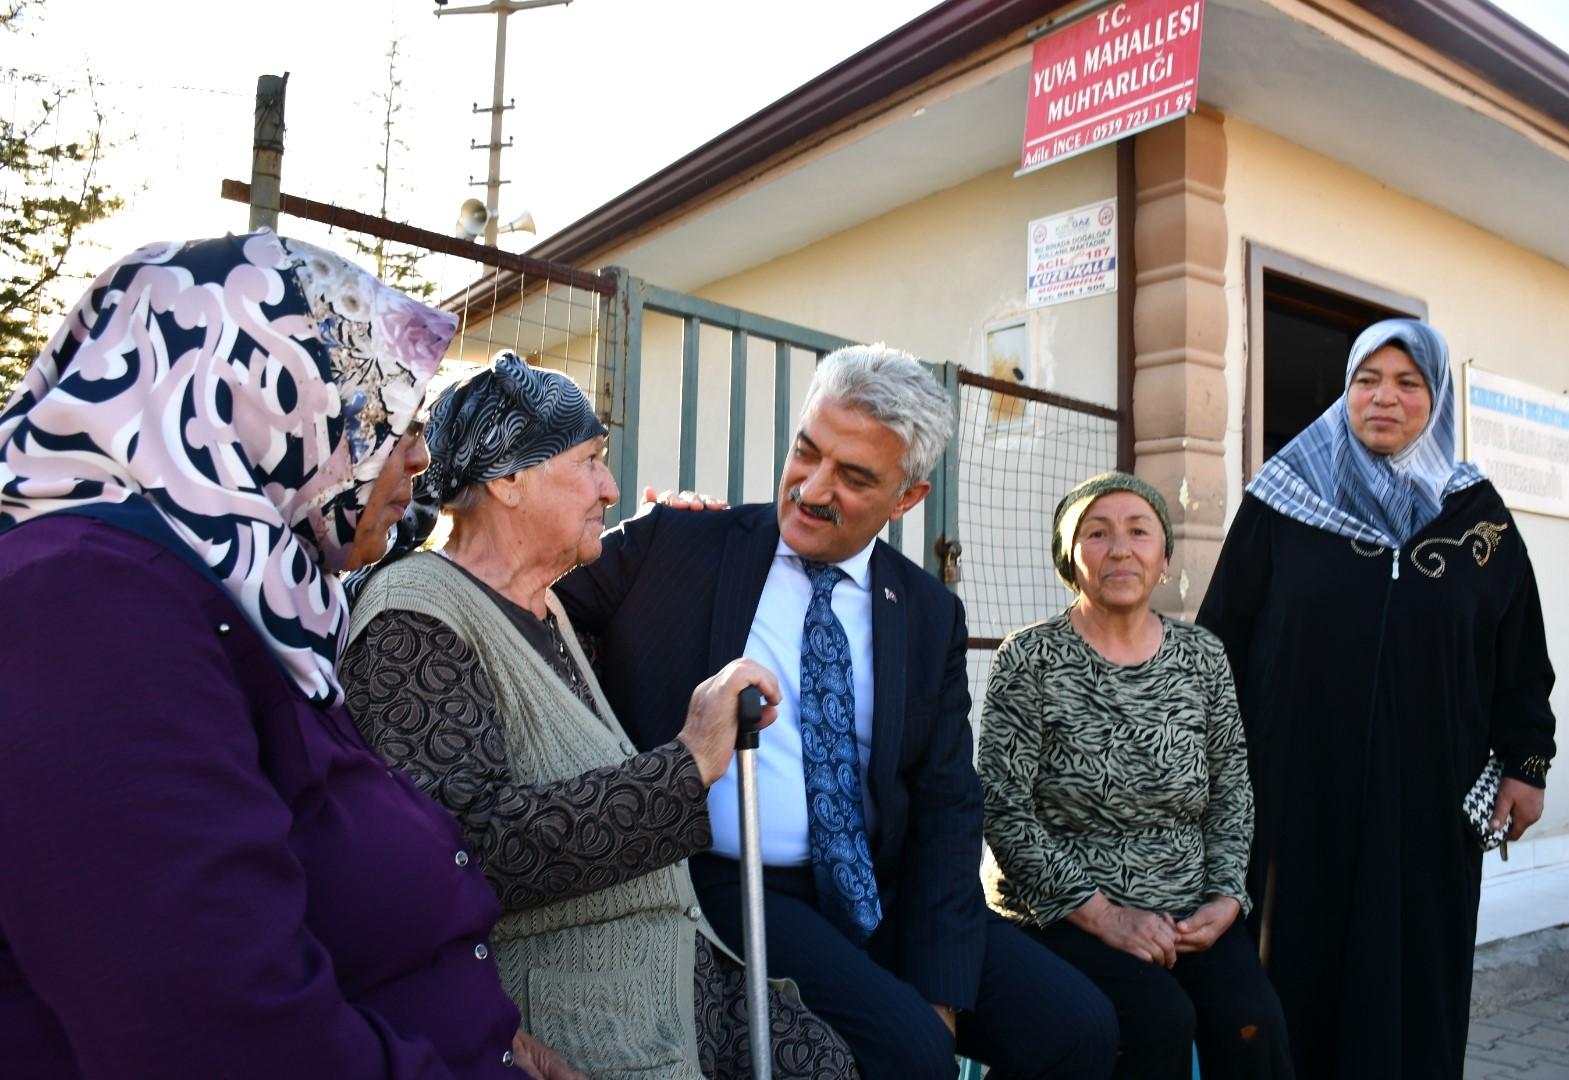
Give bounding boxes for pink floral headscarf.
[0,230,456,705]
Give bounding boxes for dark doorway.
[1245,245,1426,476]
[1261,273,1412,461]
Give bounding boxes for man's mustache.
[789,486,842,526]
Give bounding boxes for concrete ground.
[1466,924,1569,1078]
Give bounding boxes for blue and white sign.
[1026,198,1118,308]
[1464,364,1569,519]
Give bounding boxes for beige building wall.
[1221,115,1569,839]
[692,150,1118,406]
[631,146,1121,579]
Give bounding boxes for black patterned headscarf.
[344,350,606,599]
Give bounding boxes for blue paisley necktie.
[799,560,882,944]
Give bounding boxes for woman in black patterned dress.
[980,472,1290,1080]
[1198,320,1555,1078]
[340,352,856,1080]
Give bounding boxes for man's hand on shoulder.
[641,485,728,512]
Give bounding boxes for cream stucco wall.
[630,147,1121,571]
[1221,115,1569,838]
[693,150,1119,405]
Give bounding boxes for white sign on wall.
[1026,198,1118,308]
[1464,364,1569,520]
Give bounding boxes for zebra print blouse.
[979,613,1254,927]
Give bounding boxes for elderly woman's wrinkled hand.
[1072,894,1179,968]
[1174,896,1242,955]
[511,1029,588,1080]
[678,658,782,785]
[642,485,729,511]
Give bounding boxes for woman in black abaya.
[1198,319,1555,1079]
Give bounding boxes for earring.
[1159,572,1170,585]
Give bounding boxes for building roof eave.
[525,0,1058,270]
[1349,0,1569,124]
[440,0,1569,314]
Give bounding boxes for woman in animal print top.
[979,472,1291,1080]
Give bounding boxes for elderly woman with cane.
[1198,319,1556,1078]
[0,232,550,1077]
[341,351,856,1080]
[980,472,1291,1079]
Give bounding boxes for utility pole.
[249,74,289,232]
[435,0,572,246]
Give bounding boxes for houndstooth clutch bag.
[1463,755,1511,856]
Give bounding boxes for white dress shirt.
[706,536,878,865]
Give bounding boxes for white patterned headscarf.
[0,231,454,705]
[1247,318,1483,547]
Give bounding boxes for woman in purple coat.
[0,232,560,1078]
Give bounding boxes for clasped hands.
[1070,892,1241,968]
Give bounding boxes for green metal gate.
[594,270,1124,716]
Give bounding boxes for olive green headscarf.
[1052,471,1174,590]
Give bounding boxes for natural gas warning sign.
[1020,0,1205,173]
[1027,198,1117,308]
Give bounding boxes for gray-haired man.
[557,344,1117,1078]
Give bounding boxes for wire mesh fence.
[218,181,616,411]
[441,268,607,407]
[952,369,1120,718]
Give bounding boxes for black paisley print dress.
[978,614,1254,928]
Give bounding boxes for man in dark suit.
[556,345,1116,1079]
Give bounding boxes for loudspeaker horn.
[497,209,536,236]
[456,198,490,238]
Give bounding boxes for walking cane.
[736,685,771,1080]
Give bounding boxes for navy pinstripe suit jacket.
[554,502,989,1008]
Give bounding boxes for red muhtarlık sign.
[1020,0,1205,174]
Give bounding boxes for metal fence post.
[727,330,749,505]
[925,360,962,589]
[679,316,701,494]
[602,267,644,527]
[773,343,794,488]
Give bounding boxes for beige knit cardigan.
[348,552,730,1079]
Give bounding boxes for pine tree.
[0,0,123,402]
[349,39,436,301]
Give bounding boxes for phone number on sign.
[1089,90,1194,144]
